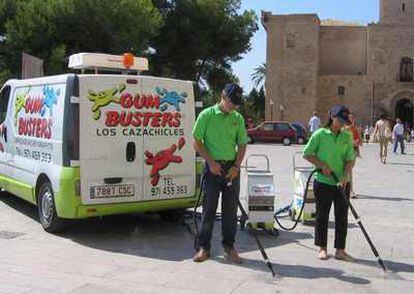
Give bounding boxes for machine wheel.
[160,209,185,222]
[297,137,305,144]
[282,137,291,146]
[37,181,66,233]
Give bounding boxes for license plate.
[90,184,135,199]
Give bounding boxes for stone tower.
[380,0,414,24]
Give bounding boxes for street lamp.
[269,99,274,121]
[279,104,285,121]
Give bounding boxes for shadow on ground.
[3,193,414,285]
[0,192,310,262]
[236,257,372,285]
[356,194,414,202]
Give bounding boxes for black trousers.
[314,180,350,249]
[198,162,240,251]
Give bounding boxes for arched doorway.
[395,99,413,127]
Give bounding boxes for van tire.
[160,209,185,222]
[282,137,291,146]
[297,137,305,145]
[37,181,66,233]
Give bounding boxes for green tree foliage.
[0,0,162,80]
[0,0,257,101]
[239,87,265,124]
[150,0,257,88]
[251,62,266,89]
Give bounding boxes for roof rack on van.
[68,52,148,75]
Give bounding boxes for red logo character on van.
[145,137,185,186]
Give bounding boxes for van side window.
[0,86,11,124]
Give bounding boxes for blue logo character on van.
[155,87,187,111]
[41,86,60,117]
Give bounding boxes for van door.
[78,75,144,205]
[0,85,11,189]
[140,77,195,201]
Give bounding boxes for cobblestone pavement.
[0,143,413,293]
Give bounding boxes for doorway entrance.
[395,99,413,127]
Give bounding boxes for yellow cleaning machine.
[289,151,316,224]
[239,154,277,235]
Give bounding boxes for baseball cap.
[330,105,351,125]
[224,83,243,106]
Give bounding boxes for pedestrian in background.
[346,114,360,199]
[373,114,392,164]
[363,125,371,144]
[192,83,248,263]
[304,105,355,261]
[393,118,406,155]
[308,111,321,135]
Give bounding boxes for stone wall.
[263,14,320,124]
[319,26,367,75]
[317,75,372,126]
[381,0,414,24]
[368,22,414,118]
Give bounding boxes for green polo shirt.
[303,127,355,186]
[192,104,248,160]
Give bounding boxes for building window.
[399,57,413,82]
[402,3,405,11]
[337,86,345,96]
[286,33,295,48]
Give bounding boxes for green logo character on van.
[87,83,126,120]
[14,87,31,125]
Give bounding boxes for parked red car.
[247,121,297,145]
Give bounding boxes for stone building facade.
[262,0,414,127]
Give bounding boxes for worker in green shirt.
[192,84,248,263]
[303,105,356,261]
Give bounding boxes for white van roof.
[5,73,194,88]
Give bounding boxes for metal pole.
[331,173,387,272]
[238,200,276,277]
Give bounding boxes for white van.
[0,53,199,232]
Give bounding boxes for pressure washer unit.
[290,152,316,224]
[239,154,277,233]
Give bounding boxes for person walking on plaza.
[373,114,392,164]
[308,111,321,135]
[363,125,371,144]
[393,118,406,154]
[346,114,360,198]
[303,105,355,261]
[192,83,248,263]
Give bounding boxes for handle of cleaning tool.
[330,172,387,273]
[273,169,318,231]
[237,200,276,277]
[246,154,270,172]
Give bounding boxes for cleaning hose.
[273,169,317,231]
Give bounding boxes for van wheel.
[247,136,254,144]
[37,182,66,233]
[282,137,291,146]
[297,137,305,144]
[160,209,185,222]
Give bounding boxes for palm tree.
[251,62,266,89]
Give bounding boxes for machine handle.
[293,151,313,172]
[245,154,270,172]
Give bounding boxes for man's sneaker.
[335,250,354,262]
[223,246,242,264]
[318,249,328,260]
[193,249,210,263]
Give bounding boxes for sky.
[233,0,380,93]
